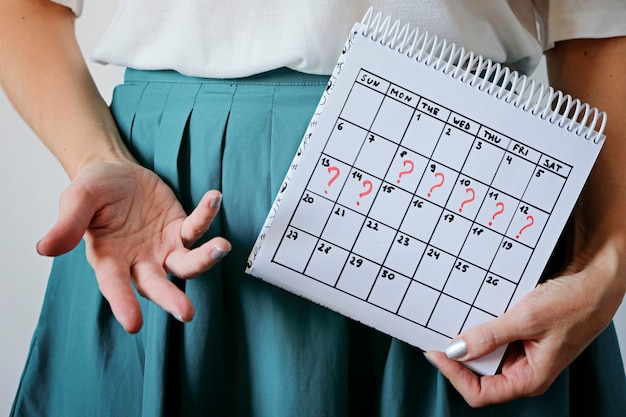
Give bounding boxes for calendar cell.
[307,157,351,201]
[443,261,486,304]
[416,162,457,208]
[476,191,518,235]
[509,140,542,164]
[474,274,515,315]
[523,166,566,212]
[354,133,398,178]
[401,112,445,158]
[323,120,368,166]
[507,203,548,248]
[459,226,502,270]
[398,282,440,325]
[352,219,397,264]
[491,152,536,199]
[462,308,496,332]
[273,228,318,273]
[449,112,480,136]
[335,256,379,300]
[320,205,365,250]
[384,233,427,278]
[490,238,532,283]
[355,70,390,94]
[368,269,412,312]
[431,125,475,171]
[337,170,381,214]
[428,294,470,337]
[413,246,456,290]
[400,198,441,242]
[417,98,451,123]
[461,139,506,185]
[429,210,473,255]
[446,175,489,221]
[385,148,428,194]
[305,241,349,286]
[371,96,415,143]
[369,185,413,229]
[353,133,397,179]
[291,191,334,236]
[340,82,384,130]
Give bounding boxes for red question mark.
[325,166,340,194]
[489,202,505,226]
[356,180,373,206]
[396,160,415,184]
[459,188,475,213]
[516,215,534,239]
[428,172,445,197]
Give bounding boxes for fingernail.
[36,240,43,256]
[423,351,438,369]
[172,313,184,323]
[210,246,230,260]
[445,338,468,360]
[210,195,222,209]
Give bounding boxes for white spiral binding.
[361,9,606,142]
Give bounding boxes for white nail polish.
[210,195,222,209]
[210,246,229,260]
[445,338,468,360]
[172,313,184,322]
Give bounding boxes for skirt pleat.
[10,68,626,417]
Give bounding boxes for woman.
[2,0,626,415]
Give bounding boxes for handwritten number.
[455,261,469,273]
[349,256,363,268]
[397,235,410,246]
[486,276,499,286]
[381,269,395,280]
[366,220,379,231]
[317,243,332,254]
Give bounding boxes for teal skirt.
[11,68,626,416]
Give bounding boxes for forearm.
[546,37,626,307]
[0,0,133,179]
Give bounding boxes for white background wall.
[1,3,625,415]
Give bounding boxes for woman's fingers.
[443,307,528,362]
[426,346,542,407]
[37,184,95,257]
[92,256,144,333]
[131,262,195,323]
[165,237,231,279]
[180,191,223,247]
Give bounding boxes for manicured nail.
[445,338,468,360]
[423,351,438,368]
[210,246,230,260]
[172,313,184,323]
[210,195,222,209]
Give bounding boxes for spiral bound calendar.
[245,9,606,375]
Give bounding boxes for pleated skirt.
[11,68,626,417]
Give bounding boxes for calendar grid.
[270,68,572,339]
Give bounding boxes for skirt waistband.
[124,67,330,86]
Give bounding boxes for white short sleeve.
[50,0,83,16]
[535,0,626,49]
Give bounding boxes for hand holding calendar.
[428,35,626,405]
[246,9,610,377]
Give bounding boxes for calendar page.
[246,20,604,375]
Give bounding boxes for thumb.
[37,185,95,256]
[444,311,523,362]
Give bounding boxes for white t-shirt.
[53,0,626,78]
